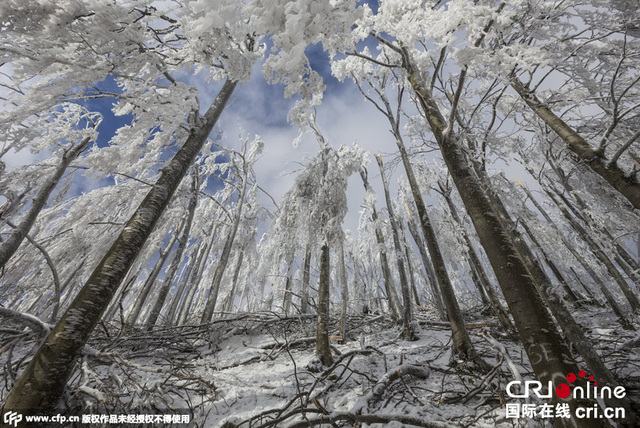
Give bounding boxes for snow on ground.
[1,305,639,427]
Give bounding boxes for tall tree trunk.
[172,220,218,325]
[436,179,513,330]
[393,123,479,362]
[518,219,580,305]
[359,74,480,359]
[2,79,236,416]
[406,216,446,321]
[376,155,415,340]
[402,237,421,307]
[127,231,179,325]
[201,164,249,323]
[403,50,592,416]
[300,245,312,314]
[316,243,333,366]
[0,137,90,269]
[176,241,209,325]
[359,168,403,321]
[282,251,295,316]
[224,248,245,313]
[338,243,348,343]
[511,76,640,209]
[145,172,200,329]
[544,185,640,313]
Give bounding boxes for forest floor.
[1,305,639,427]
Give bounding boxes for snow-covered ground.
[1,305,639,427]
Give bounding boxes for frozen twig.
[0,306,52,336]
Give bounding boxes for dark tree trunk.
[316,243,333,366]
[224,248,245,313]
[127,231,179,325]
[338,243,348,343]
[436,180,513,330]
[359,168,403,321]
[511,76,640,210]
[406,217,446,321]
[2,79,236,416]
[403,51,595,416]
[0,137,90,269]
[145,172,200,328]
[376,155,415,340]
[201,162,249,323]
[300,245,312,314]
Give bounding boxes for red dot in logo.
[589,375,594,381]
[578,370,586,378]
[566,372,576,383]
[594,382,598,386]
[556,383,571,399]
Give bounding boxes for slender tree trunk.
[201,165,249,323]
[376,155,415,340]
[282,251,294,316]
[338,243,348,343]
[176,241,209,325]
[393,126,478,361]
[403,51,592,414]
[0,137,90,269]
[406,216,446,321]
[545,185,640,312]
[402,237,421,306]
[172,221,218,325]
[316,243,333,366]
[164,244,199,325]
[436,180,513,330]
[300,245,312,314]
[224,249,245,313]
[145,173,199,329]
[569,267,599,303]
[519,219,580,305]
[511,76,640,209]
[127,232,179,325]
[359,169,403,321]
[2,79,236,416]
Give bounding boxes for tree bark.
[359,168,403,321]
[511,76,640,210]
[201,159,249,323]
[2,79,236,416]
[376,155,415,340]
[0,137,90,269]
[316,243,333,366]
[126,232,178,326]
[338,243,348,343]
[406,216,446,321]
[224,248,245,313]
[300,245,312,314]
[282,251,294,316]
[145,172,199,328]
[436,180,513,330]
[403,50,592,416]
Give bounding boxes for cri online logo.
[506,370,627,400]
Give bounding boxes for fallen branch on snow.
[284,411,452,428]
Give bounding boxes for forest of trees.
[1,1,639,427]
